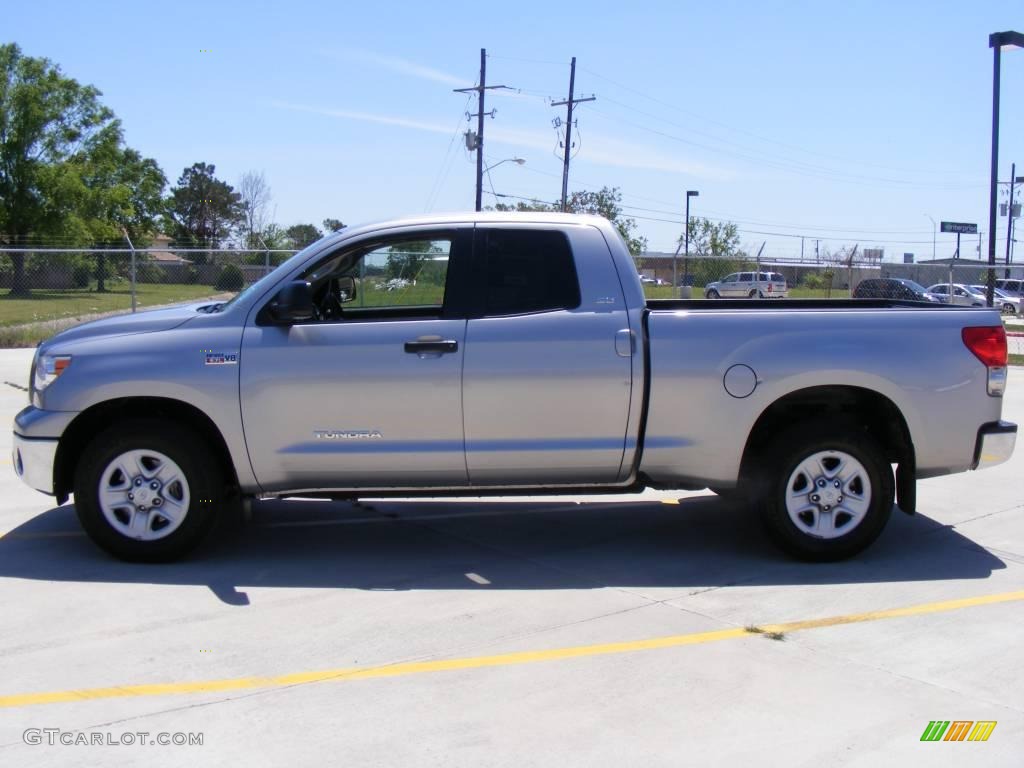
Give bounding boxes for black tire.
[73,419,225,562]
[1002,303,1016,315]
[755,422,894,561]
[748,290,758,298]
[706,289,720,299]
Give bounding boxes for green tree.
[0,43,164,295]
[164,163,244,260]
[285,223,323,249]
[681,217,741,259]
[322,218,345,233]
[493,186,647,256]
[76,145,166,291]
[385,240,436,281]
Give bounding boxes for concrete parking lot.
[0,347,1021,767]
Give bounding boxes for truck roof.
[331,211,614,243]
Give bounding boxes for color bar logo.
[920,721,996,742]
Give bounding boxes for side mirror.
[269,281,315,323]
[337,275,357,304]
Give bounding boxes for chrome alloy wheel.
[97,449,191,541]
[784,450,871,539]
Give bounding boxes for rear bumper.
[12,433,58,495]
[972,421,1017,470]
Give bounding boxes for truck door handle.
[404,339,459,354]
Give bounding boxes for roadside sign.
[940,221,978,234]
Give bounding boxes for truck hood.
[42,302,214,348]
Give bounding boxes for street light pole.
[481,157,525,202]
[987,31,1024,305]
[1005,163,1018,278]
[683,191,698,293]
[925,214,936,261]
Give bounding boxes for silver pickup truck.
[12,212,1017,562]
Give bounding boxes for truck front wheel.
[757,424,894,561]
[73,419,223,562]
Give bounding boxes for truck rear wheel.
[757,423,893,561]
[73,419,223,562]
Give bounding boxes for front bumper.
[972,421,1017,470]
[12,433,58,495]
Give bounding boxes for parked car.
[13,212,1015,563]
[926,283,986,307]
[968,285,1020,315]
[852,278,941,302]
[995,278,1024,297]
[705,271,788,299]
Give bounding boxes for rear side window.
[480,229,581,316]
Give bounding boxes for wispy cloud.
[270,101,732,180]
[318,49,472,88]
[271,101,453,135]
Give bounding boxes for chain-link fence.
[0,247,299,346]
[1,247,1021,347]
[635,253,1024,309]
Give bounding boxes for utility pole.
[1005,162,1017,278]
[815,240,820,263]
[551,57,595,211]
[454,49,509,212]
[801,237,805,262]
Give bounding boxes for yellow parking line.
[1,589,1021,709]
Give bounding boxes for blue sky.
[8,0,1024,261]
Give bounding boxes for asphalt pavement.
[0,348,1021,767]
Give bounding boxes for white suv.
[705,271,788,299]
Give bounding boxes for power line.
[581,104,983,189]
[425,94,473,213]
[485,191,1008,247]
[579,65,979,178]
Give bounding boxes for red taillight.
[962,326,1007,367]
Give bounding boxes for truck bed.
[646,298,967,311]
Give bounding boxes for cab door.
[460,225,634,485]
[240,227,472,493]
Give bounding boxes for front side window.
[480,229,580,316]
[301,236,452,320]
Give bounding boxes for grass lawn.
[0,283,223,327]
[1010,353,1024,367]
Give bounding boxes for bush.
[803,270,834,290]
[73,265,92,288]
[134,262,165,284]
[215,263,245,291]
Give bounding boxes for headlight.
[34,354,72,392]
